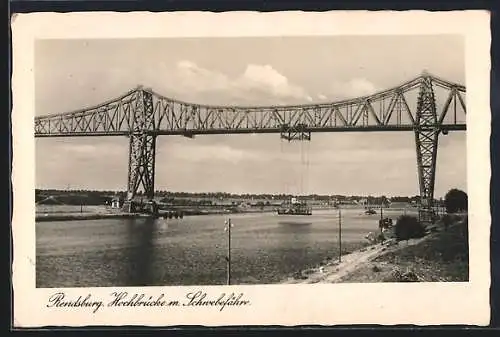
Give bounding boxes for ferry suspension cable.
[298,139,311,198]
[305,140,310,197]
[300,141,304,196]
[280,136,288,197]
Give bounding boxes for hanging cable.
[299,140,304,197]
[280,136,286,197]
[280,138,288,199]
[304,140,310,197]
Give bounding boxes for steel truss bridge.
[35,72,466,221]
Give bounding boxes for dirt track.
[282,236,430,284]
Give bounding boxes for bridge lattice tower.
[34,73,467,221]
[415,75,439,222]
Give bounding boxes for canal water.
[36,209,413,287]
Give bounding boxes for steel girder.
[34,73,466,138]
[126,90,156,201]
[414,76,439,223]
[34,73,467,217]
[280,123,311,141]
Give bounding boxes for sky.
[34,36,466,197]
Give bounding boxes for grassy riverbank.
[284,214,468,283]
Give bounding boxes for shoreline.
[35,205,419,222]
[36,212,143,222]
[35,208,279,222]
[281,236,430,284]
[281,216,468,284]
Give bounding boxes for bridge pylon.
[414,75,439,223]
[123,89,157,213]
[33,73,465,218]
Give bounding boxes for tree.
[444,189,468,213]
[394,215,426,242]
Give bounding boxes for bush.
[394,215,426,241]
[377,233,386,243]
[441,214,452,231]
[460,216,469,242]
[444,188,468,213]
[389,269,420,282]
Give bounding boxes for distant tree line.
[35,189,434,203]
[35,193,112,206]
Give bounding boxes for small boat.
[365,208,377,215]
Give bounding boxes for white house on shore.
[111,196,124,209]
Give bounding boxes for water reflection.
[273,216,314,249]
[125,218,156,286]
[36,210,415,287]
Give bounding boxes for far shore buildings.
[111,195,124,209]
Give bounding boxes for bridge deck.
[34,73,466,138]
[34,124,466,138]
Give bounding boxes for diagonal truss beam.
[414,75,440,223]
[34,73,467,217]
[34,73,466,138]
[126,90,156,201]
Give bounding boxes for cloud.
[162,136,416,170]
[311,148,415,165]
[36,139,128,190]
[172,61,312,105]
[236,64,311,101]
[61,144,98,154]
[176,60,230,92]
[328,78,378,100]
[55,139,126,156]
[168,142,261,164]
[159,61,380,105]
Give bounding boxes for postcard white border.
[12,10,491,327]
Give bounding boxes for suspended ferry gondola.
[277,127,312,216]
[365,208,377,215]
[277,197,312,216]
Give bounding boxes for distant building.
[111,196,124,209]
[236,202,251,210]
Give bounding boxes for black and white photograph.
[12,11,491,327]
[34,34,469,287]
